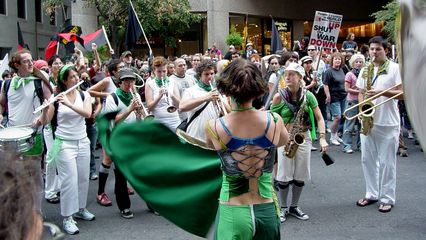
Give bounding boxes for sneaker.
[399,149,408,157]
[344,149,354,154]
[289,206,309,220]
[408,132,414,139]
[90,173,98,180]
[279,207,288,223]
[97,192,112,206]
[127,187,134,195]
[326,128,331,133]
[330,136,340,146]
[311,146,318,151]
[46,196,60,204]
[336,135,344,143]
[63,217,79,235]
[121,209,134,219]
[73,208,95,221]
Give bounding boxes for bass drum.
[0,126,35,153]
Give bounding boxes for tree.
[225,26,243,48]
[42,0,201,54]
[371,0,399,43]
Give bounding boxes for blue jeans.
[342,100,360,151]
[86,123,97,175]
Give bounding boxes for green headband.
[59,64,74,82]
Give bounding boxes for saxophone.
[359,58,375,135]
[284,88,307,158]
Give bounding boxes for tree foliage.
[42,0,201,52]
[226,26,243,47]
[371,0,399,42]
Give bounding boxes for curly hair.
[8,49,31,72]
[195,59,216,80]
[217,59,267,104]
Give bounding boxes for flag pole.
[129,0,153,56]
[56,40,60,55]
[102,25,114,54]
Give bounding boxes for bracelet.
[319,133,326,138]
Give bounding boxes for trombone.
[208,80,228,116]
[160,77,177,113]
[343,83,403,120]
[130,86,154,120]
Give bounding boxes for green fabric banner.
[97,112,222,237]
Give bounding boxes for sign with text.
[309,11,343,49]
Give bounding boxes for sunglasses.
[307,49,316,51]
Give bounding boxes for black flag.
[125,4,142,51]
[271,19,283,54]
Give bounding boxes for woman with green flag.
[205,59,288,239]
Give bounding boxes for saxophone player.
[355,36,403,213]
[270,62,328,223]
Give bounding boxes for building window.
[0,47,12,60]
[17,0,26,19]
[49,11,56,26]
[0,0,6,15]
[35,0,42,22]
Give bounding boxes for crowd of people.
[0,34,414,238]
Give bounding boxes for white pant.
[56,137,90,217]
[360,125,399,205]
[276,131,312,182]
[43,129,61,199]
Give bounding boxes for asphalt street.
[42,134,426,240]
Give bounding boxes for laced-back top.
[207,113,278,201]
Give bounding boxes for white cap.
[285,62,305,77]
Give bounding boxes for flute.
[33,80,84,114]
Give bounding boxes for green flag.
[97,112,222,237]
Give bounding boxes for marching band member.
[205,59,288,239]
[103,68,141,219]
[180,59,228,141]
[145,56,181,131]
[40,64,95,235]
[271,62,328,222]
[355,36,403,213]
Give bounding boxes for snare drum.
[0,127,35,153]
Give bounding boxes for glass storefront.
[229,14,293,56]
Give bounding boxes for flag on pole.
[57,33,85,46]
[17,22,29,50]
[45,39,58,61]
[59,19,82,53]
[271,19,283,54]
[81,28,108,50]
[125,4,142,51]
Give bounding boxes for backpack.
[51,90,85,139]
[2,78,44,117]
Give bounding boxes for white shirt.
[55,90,88,140]
[186,68,196,76]
[104,91,137,124]
[5,79,42,127]
[356,61,401,127]
[105,77,118,94]
[169,74,196,121]
[181,84,221,141]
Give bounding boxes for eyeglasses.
[307,49,316,52]
[20,59,33,65]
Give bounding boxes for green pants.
[216,202,280,240]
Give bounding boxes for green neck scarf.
[155,77,170,88]
[116,88,133,106]
[11,75,38,90]
[362,58,390,85]
[197,80,212,92]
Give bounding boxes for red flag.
[81,28,108,50]
[45,39,58,61]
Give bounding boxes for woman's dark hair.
[47,55,61,66]
[0,149,38,240]
[195,59,216,80]
[57,65,77,93]
[279,51,299,66]
[108,59,122,76]
[217,59,267,104]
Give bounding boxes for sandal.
[378,203,393,213]
[356,198,378,207]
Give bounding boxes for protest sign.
[309,11,343,49]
